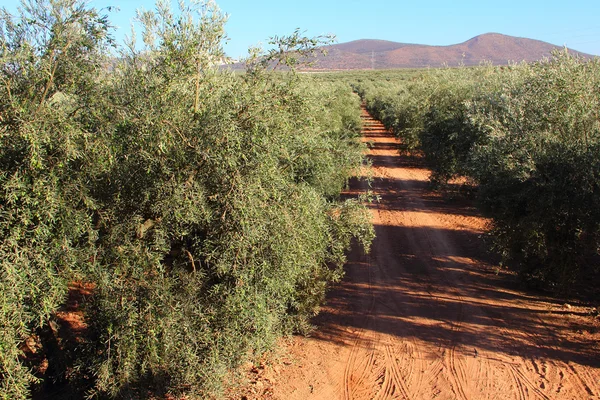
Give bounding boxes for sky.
[2,0,599,58]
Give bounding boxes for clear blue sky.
[2,0,599,58]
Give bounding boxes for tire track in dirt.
[511,365,551,400]
[567,364,596,397]
[384,345,411,400]
[413,201,474,400]
[509,366,529,400]
[579,365,600,396]
[342,251,376,400]
[484,292,598,399]
[343,327,370,400]
[342,113,426,400]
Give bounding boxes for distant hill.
[307,33,595,70]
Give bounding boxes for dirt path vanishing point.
[241,107,600,400]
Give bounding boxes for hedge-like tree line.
[356,53,600,293]
[0,1,373,398]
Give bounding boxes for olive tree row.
[0,1,373,398]
[357,54,600,292]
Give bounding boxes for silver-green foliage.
[467,53,600,287]
[0,1,373,398]
[361,53,600,290]
[1,1,112,397]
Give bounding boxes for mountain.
[308,33,594,70]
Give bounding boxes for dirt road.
[245,107,600,400]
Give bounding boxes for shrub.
[468,52,600,287]
[0,1,373,398]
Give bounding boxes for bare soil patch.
[233,107,600,400]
